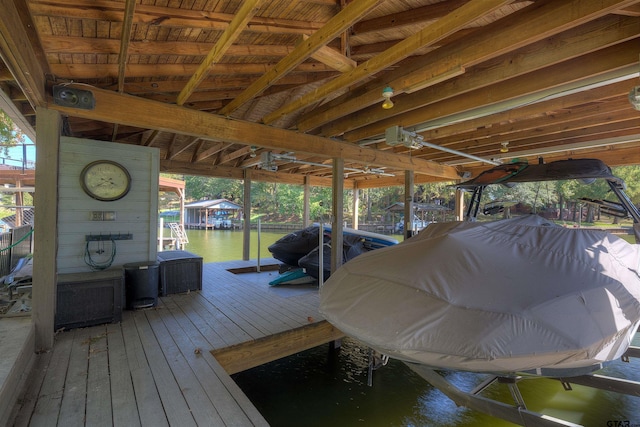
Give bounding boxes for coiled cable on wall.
[84,239,117,270]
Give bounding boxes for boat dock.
[10,259,343,426]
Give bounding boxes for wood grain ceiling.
[1,0,639,187]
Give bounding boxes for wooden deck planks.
[145,308,226,426]
[120,312,170,427]
[12,258,335,426]
[153,304,267,426]
[86,327,113,427]
[105,322,141,427]
[29,330,74,426]
[56,328,90,427]
[131,311,199,427]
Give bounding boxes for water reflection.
[232,337,640,427]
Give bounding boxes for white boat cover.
[320,216,640,375]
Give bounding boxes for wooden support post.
[242,169,251,261]
[455,188,464,221]
[303,175,311,228]
[331,158,344,275]
[404,170,414,240]
[33,107,61,351]
[352,184,359,230]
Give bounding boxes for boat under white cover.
[320,215,640,376]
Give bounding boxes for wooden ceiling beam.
[301,34,356,73]
[615,4,640,16]
[418,99,637,155]
[301,2,640,134]
[109,74,336,95]
[194,141,233,163]
[160,159,340,187]
[0,0,48,107]
[262,0,512,125]
[48,85,460,179]
[143,81,313,104]
[142,130,161,147]
[167,136,200,160]
[48,62,334,80]
[417,114,640,164]
[353,0,470,35]
[343,40,640,142]
[218,0,385,116]
[176,0,264,106]
[116,0,136,93]
[28,0,326,35]
[41,36,297,57]
[318,16,640,137]
[423,122,640,166]
[415,79,634,142]
[217,146,253,165]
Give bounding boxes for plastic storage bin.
[157,250,203,295]
[56,269,124,330]
[123,261,159,309]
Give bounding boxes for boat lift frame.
[404,345,640,427]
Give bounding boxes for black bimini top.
[457,158,621,190]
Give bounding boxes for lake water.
[181,228,640,427]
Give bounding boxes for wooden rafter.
[176,0,264,106]
[47,85,460,179]
[353,0,470,35]
[318,15,640,137]
[28,0,326,36]
[195,142,234,163]
[40,36,296,57]
[168,136,200,160]
[117,0,136,93]
[298,0,640,134]
[142,129,161,147]
[301,34,356,73]
[48,62,334,80]
[0,0,47,107]
[342,40,639,142]
[218,0,385,116]
[417,80,633,143]
[262,0,512,124]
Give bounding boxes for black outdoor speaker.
[53,85,95,110]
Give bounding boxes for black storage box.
[157,250,203,295]
[124,261,159,309]
[56,269,124,330]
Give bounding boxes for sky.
[1,137,36,168]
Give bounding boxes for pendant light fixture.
[381,86,394,109]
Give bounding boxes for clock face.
[80,160,131,201]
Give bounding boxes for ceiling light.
[381,86,394,109]
[500,142,509,153]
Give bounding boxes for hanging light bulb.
[500,142,509,153]
[381,86,394,109]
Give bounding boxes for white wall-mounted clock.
[80,160,131,201]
